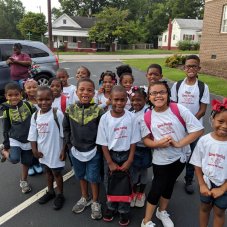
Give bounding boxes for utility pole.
[47,0,53,50]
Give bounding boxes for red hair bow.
[211,98,227,112]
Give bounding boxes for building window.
[63,36,68,42]
[221,5,227,33]
[164,35,167,42]
[183,34,193,40]
[63,19,67,24]
[73,37,77,42]
[173,34,175,40]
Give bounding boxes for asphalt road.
[0,61,223,227]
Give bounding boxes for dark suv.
[0,39,59,102]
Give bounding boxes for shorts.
[9,146,33,166]
[200,182,227,209]
[41,164,64,174]
[70,151,102,183]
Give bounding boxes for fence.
[117,43,153,50]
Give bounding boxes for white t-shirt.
[27,108,65,168]
[171,78,210,124]
[190,133,227,187]
[96,110,141,151]
[9,138,31,150]
[97,93,111,110]
[52,96,69,113]
[71,146,97,162]
[140,104,204,165]
[63,85,76,105]
[71,88,98,104]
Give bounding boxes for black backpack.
[176,80,205,103]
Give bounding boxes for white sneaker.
[135,193,146,208]
[91,201,102,220]
[141,219,156,227]
[130,193,137,207]
[156,208,174,227]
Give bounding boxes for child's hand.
[34,151,43,159]
[98,87,104,94]
[170,138,182,148]
[119,160,131,172]
[200,184,211,197]
[157,137,172,148]
[211,187,225,199]
[106,99,111,106]
[59,151,66,161]
[108,161,119,172]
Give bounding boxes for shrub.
[165,54,187,68]
[177,40,200,51]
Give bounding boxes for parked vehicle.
[0,39,59,103]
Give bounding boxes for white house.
[45,13,96,51]
[158,18,203,49]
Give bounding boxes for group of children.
[0,55,227,227]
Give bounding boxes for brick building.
[200,0,227,78]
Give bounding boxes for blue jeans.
[104,150,131,214]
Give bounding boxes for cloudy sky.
[21,0,60,18]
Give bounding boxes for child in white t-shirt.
[96,85,140,226]
[171,55,210,194]
[56,68,75,105]
[49,78,69,113]
[141,81,204,227]
[28,86,66,210]
[97,71,117,111]
[190,98,227,227]
[130,86,151,208]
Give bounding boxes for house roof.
[175,18,203,30]
[53,26,87,31]
[69,16,96,28]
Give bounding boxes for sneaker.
[0,145,6,163]
[91,201,102,220]
[156,208,174,227]
[19,180,32,194]
[135,193,146,208]
[38,191,56,204]
[33,164,43,174]
[184,180,194,194]
[103,208,115,222]
[119,213,130,226]
[130,193,137,207]
[28,167,35,176]
[72,196,92,214]
[53,194,65,210]
[141,219,156,227]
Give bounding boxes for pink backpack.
[144,102,186,138]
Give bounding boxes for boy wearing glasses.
[171,55,210,194]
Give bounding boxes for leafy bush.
[165,54,187,68]
[58,44,66,52]
[177,40,200,51]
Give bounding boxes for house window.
[164,35,167,42]
[53,36,57,42]
[63,36,68,42]
[63,19,67,24]
[173,34,175,40]
[73,37,77,42]
[183,34,193,40]
[221,5,227,32]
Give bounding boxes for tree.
[0,0,24,39]
[17,12,47,41]
[89,7,129,50]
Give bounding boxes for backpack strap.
[53,108,60,132]
[169,102,186,129]
[60,94,67,113]
[144,110,154,139]
[198,80,205,103]
[34,110,38,121]
[176,80,183,102]
[24,101,33,115]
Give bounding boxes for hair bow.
[211,98,227,112]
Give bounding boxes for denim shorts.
[9,146,33,166]
[200,182,227,209]
[41,164,64,173]
[70,151,102,183]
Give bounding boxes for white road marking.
[0,170,74,225]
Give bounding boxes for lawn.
[123,58,227,97]
[54,49,199,55]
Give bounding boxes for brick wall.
[199,0,227,78]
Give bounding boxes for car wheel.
[34,74,50,86]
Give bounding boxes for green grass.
[54,49,199,55]
[123,58,227,97]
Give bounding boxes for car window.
[0,44,13,61]
[28,46,49,58]
[22,45,31,57]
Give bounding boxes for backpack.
[144,102,186,138]
[60,94,67,113]
[34,108,60,132]
[176,79,205,103]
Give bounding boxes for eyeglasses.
[184,65,199,70]
[149,91,168,96]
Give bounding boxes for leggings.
[147,159,185,205]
